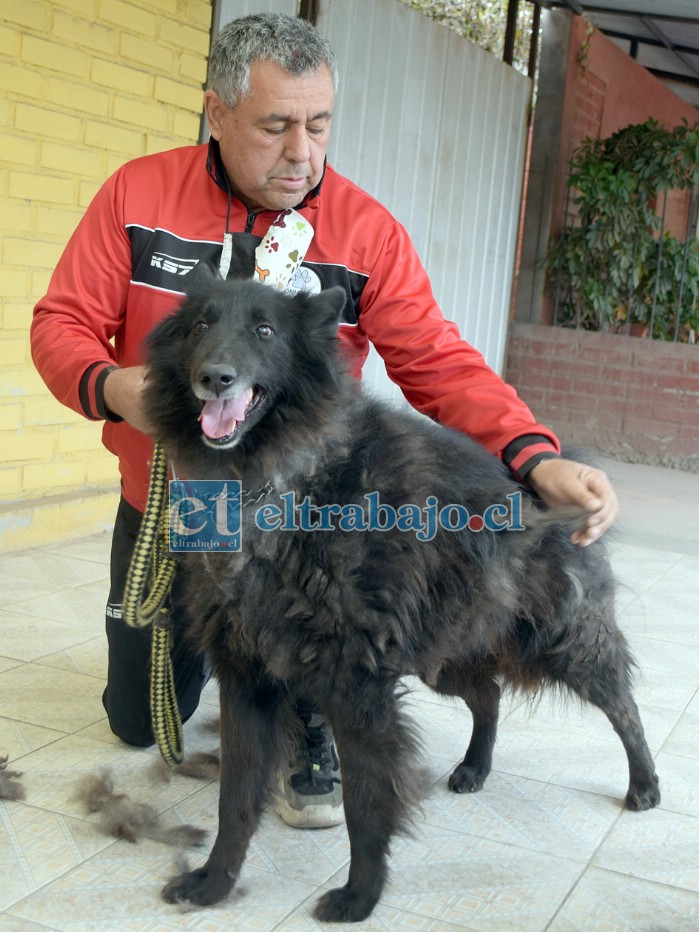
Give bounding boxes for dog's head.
[144,265,347,453]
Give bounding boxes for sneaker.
[274,714,344,828]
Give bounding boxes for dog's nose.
[197,364,238,396]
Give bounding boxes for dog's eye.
[193,320,209,335]
[256,324,273,338]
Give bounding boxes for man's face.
[205,59,335,213]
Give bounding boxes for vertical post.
[528,2,541,80]
[552,181,572,328]
[298,0,320,25]
[504,0,519,66]
[514,9,575,324]
[674,184,696,341]
[649,191,668,340]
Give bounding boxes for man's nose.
[284,125,311,164]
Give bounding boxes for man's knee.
[102,688,155,747]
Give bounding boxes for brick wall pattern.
[0,0,212,549]
[506,322,699,471]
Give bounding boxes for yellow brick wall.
[0,0,212,552]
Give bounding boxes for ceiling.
[543,0,699,107]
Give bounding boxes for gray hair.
[208,13,338,108]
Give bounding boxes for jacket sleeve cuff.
[502,434,560,481]
[79,362,123,422]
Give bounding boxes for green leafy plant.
[546,119,699,342]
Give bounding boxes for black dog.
[144,268,659,922]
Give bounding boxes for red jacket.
[32,141,559,513]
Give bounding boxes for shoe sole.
[273,797,345,828]
[273,775,345,829]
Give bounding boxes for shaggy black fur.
[144,268,659,922]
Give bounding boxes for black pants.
[102,497,211,747]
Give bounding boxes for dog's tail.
[527,502,590,530]
[517,497,601,548]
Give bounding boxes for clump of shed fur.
[0,755,26,801]
[149,751,220,785]
[75,770,206,847]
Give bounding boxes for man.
[31,13,618,830]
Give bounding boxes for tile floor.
[1,486,699,930]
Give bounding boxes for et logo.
[168,480,242,552]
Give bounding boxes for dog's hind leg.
[547,620,660,811]
[162,669,286,907]
[605,696,660,811]
[313,699,422,923]
[571,669,659,810]
[432,664,501,794]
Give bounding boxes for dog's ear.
[306,286,347,330]
[182,261,222,297]
[321,286,347,318]
[289,287,348,388]
[294,286,346,342]
[146,262,221,352]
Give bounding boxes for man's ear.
[204,90,226,140]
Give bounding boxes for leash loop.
[149,607,184,767]
[123,443,176,628]
[123,442,183,766]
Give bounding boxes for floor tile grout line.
[0,797,37,896]
[30,657,108,681]
[567,860,699,902]
[543,859,589,931]
[541,772,633,931]
[654,684,699,762]
[1,831,121,923]
[4,911,60,931]
[1,535,697,927]
[0,555,111,570]
[612,550,688,604]
[2,727,71,765]
[0,582,111,615]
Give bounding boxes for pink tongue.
[198,388,253,439]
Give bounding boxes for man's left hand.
[527,458,619,547]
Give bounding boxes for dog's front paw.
[314,885,378,923]
[625,776,661,811]
[162,866,233,907]
[448,763,489,793]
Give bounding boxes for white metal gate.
[214,0,297,22]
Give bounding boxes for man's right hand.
[103,366,154,435]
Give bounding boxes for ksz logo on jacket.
[150,253,200,276]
